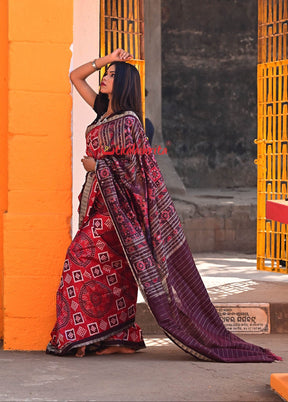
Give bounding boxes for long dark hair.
[94,62,143,125]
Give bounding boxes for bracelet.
[91,59,98,70]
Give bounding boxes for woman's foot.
[75,345,86,358]
[96,346,136,355]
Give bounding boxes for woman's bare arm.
[70,49,132,108]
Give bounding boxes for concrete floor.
[0,334,287,402]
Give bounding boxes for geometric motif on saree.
[67,232,95,267]
[78,280,113,318]
[55,291,70,330]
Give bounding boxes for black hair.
[94,62,143,125]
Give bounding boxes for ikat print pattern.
[48,110,280,362]
[47,177,145,355]
[91,111,280,363]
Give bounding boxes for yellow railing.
[100,0,145,119]
[256,0,288,272]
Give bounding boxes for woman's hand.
[81,156,96,172]
[109,48,133,62]
[69,49,133,108]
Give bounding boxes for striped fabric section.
[87,111,281,363]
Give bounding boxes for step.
[173,188,257,253]
[271,373,288,401]
[136,301,288,335]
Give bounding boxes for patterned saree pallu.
[48,111,281,362]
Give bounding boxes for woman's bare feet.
[96,346,135,355]
[75,345,86,357]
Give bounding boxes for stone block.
[8,135,72,191]
[270,304,288,333]
[4,236,70,279]
[9,0,73,43]
[182,217,223,231]
[4,315,56,351]
[9,91,72,136]
[215,229,237,251]
[4,246,66,278]
[136,303,160,335]
[184,228,215,253]
[4,275,59,318]
[174,202,197,220]
[4,213,71,255]
[8,189,71,214]
[235,229,256,252]
[9,42,71,93]
[271,373,288,402]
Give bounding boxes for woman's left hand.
[81,155,96,172]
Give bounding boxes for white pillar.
[72,0,100,236]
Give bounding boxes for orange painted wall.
[0,0,8,340]
[3,0,73,350]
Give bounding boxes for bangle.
[92,59,98,70]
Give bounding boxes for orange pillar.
[3,0,73,350]
[0,0,8,340]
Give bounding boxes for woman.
[47,49,281,362]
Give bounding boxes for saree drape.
[48,110,281,362]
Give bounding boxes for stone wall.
[161,0,258,188]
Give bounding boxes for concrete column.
[72,0,100,237]
[0,0,8,340]
[4,0,73,350]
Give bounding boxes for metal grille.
[100,0,145,117]
[256,0,288,272]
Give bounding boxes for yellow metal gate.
[100,0,145,117]
[256,0,288,272]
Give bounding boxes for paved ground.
[2,253,288,402]
[0,334,287,402]
[195,252,288,302]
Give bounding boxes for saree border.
[46,318,144,356]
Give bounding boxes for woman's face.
[100,65,115,97]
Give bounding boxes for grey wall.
[161,0,258,188]
[145,0,186,194]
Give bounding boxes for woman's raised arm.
[70,49,133,108]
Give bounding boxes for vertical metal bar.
[112,0,117,51]
[268,0,273,23]
[276,221,280,267]
[100,0,106,58]
[273,0,277,61]
[282,143,287,180]
[258,0,263,63]
[106,0,112,54]
[268,144,273,181]
[118,0,122,49]
[283,104,288,140]
[266,220,271,258]
[283,24,287,60]
[271,220,276,267]
[128,0,133,56]
[272,66,277,197]
[139,0,145,60]
[123,0,128,51]
[284,0,288,19]
[134,0,139,60]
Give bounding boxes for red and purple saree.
[47,111,281,362]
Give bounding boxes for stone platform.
[136,253,288,335]
[173,187,257,253]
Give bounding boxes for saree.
[47,110,281,362]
